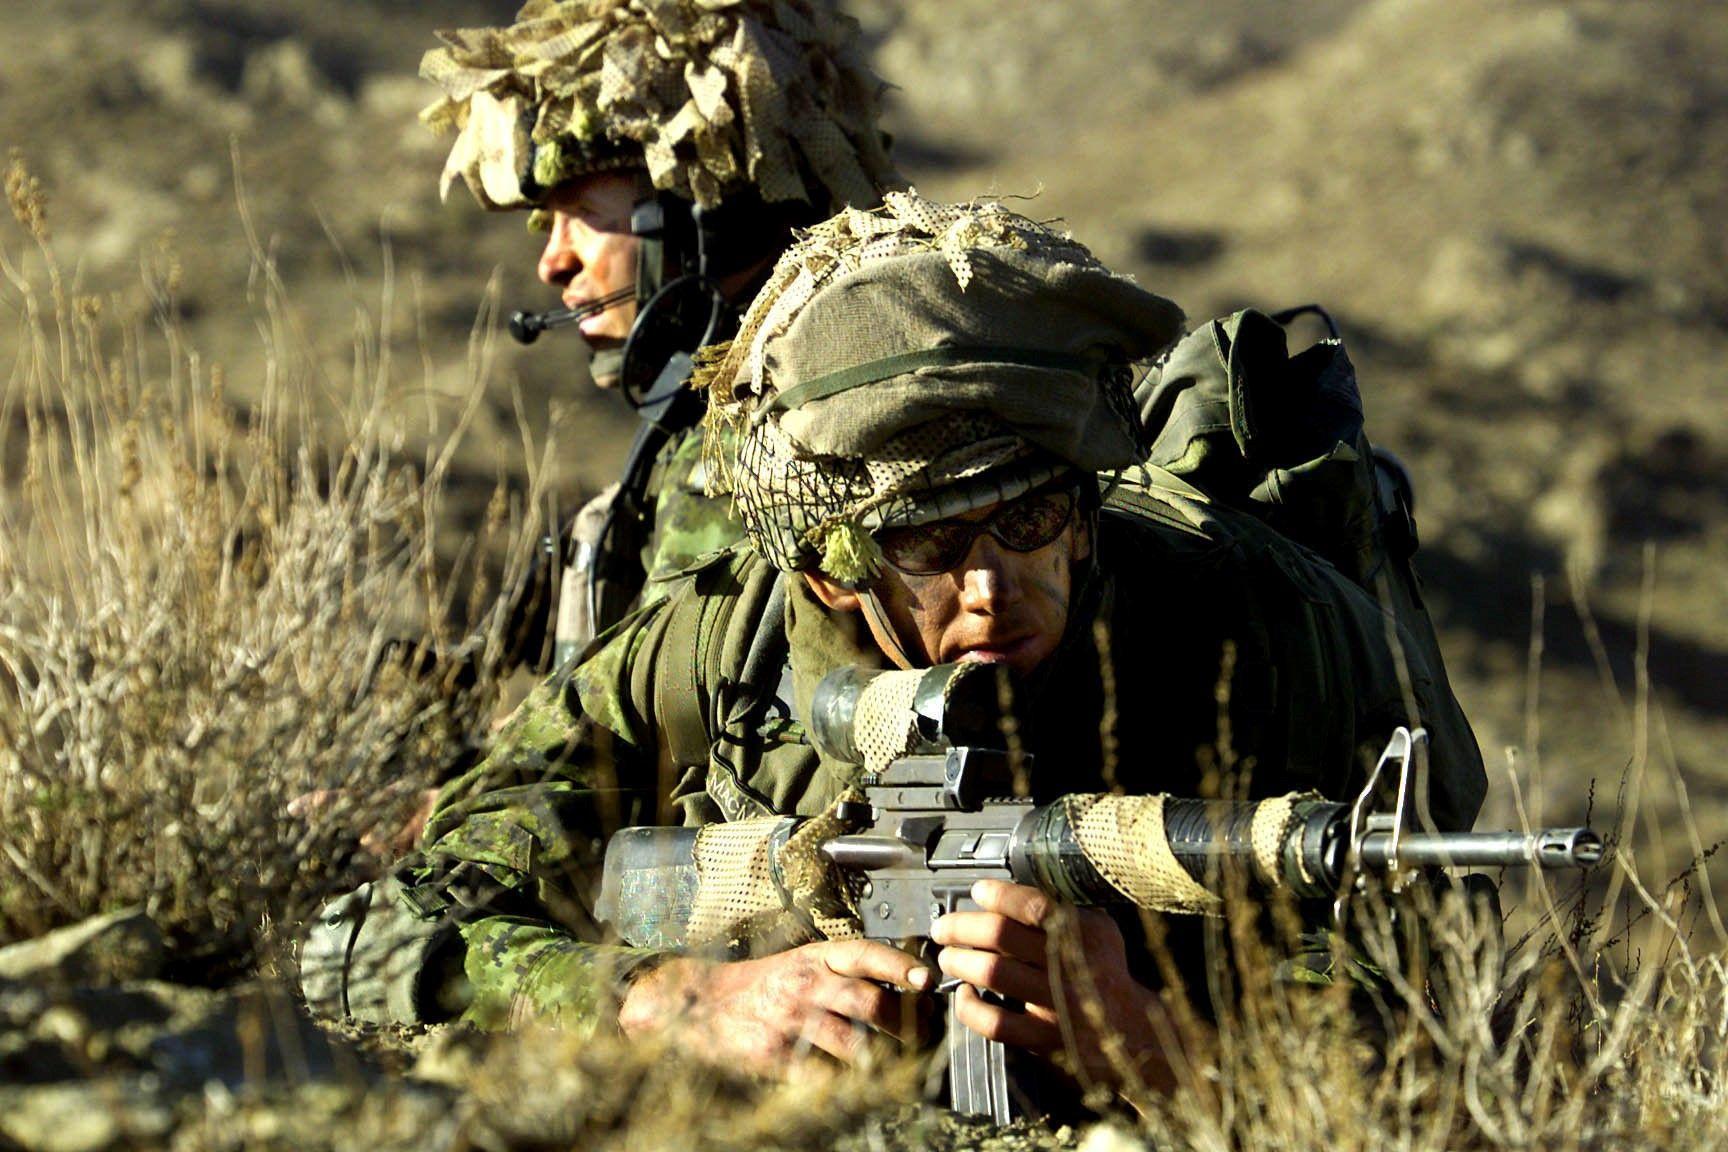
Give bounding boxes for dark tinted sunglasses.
[876,486,1079,576]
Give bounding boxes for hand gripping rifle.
[596,663,1601,1123]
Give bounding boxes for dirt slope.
[887,0,1728,840]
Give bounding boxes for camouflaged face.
[698,191,1186,581]
[420,0,900,212]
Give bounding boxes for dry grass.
[0,152,1723,1151]
[0,151,546,969]
[382,860,1725,1152]
[1111,876,1728,1152]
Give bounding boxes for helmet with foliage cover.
[420,0,900,218]
[698,191,1188,585]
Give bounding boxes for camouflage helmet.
[419,0,900,216]
[699,191,1187,584]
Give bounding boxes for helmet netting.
[422,0,900,211]
[699,191,1115,579]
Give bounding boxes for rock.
[1076,1122,1152,1152]
[0,1080,173,1152]
[0,908,164,985]
[0,975,457,1152]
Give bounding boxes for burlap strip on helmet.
[420,0,900,211]
[698,191,1179,579]
[765,347,1104,417]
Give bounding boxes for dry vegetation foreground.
[1,155,1726,1151]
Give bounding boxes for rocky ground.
[2,0,1725,1147]
[0,912,1115,1152]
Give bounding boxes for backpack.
[1133,305,1452,710]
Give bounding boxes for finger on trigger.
[937,946,1052,1007]
[951,984,1060,1052]
[931,910,1046,963]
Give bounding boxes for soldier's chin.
[587,347,625,389]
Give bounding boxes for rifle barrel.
[1357,827,1603,871]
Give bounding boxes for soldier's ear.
[802,570,862,613]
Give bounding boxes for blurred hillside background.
[3,0,1724,871]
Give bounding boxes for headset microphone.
[507,286,635,345]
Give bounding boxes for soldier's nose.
[537,222,580,287]
[958,539,1020,613]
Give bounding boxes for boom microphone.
[508,287,635,345]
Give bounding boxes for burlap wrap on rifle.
[683,791,864,949]
[678,791,1314,946]
[1061,793,1306,914]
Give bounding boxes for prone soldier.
[304,192,1489,1112]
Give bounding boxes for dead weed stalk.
[0,154,545,970]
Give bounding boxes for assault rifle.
[596,663,1602,1124]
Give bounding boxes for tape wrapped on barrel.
[1059,792,1306,914]
[672,792,1311,949]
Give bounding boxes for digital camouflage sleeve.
[400,593,687,1032]
[396,541,786,1032]
[640,426,745,598]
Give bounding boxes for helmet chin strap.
[858,586,922,670]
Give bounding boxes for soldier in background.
[304,194,1486,1112]
[288,0,899,861]
[421,0,900,663]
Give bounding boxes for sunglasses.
[876,486,1080,576]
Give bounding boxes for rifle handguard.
[600,790,1603,947]
[1014,794,1601,910]
[1011,793,1327,914]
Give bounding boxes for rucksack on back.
[1135,306,1445,688]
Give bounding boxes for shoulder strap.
[1103,463,1238,544]
[651,550,783,770]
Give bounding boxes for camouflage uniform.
[559,424,741,643]
[418,0,901,649]
[303,196,1486,1036]
[381,458,1483,1030]
[641,425,742,594]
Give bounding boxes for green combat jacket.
[553,423,743,667]
[306,465,1484,1033]
[641,425,744,595]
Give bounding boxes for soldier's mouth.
[952,635,1036,665]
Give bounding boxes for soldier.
[304,193,1485,1107]
[421,0,900,660]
